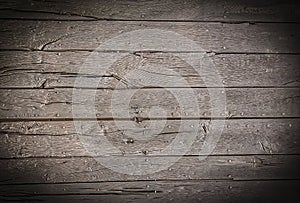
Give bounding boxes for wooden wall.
[0,0,299,202]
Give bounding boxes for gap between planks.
[1,117,300,122]
[1,178,300,186]
[1,15,300,24]
[1,49,300,55]
[0,154,300,160]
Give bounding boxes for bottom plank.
[0,155,299,184]
[0,180,299,202]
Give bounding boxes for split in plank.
[0,88,299,119]
[0,119,299,158]
[1,52,300,88]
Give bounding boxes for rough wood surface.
[0,88,299,119]
[1,52,299,88]
[0,180,299,202]
[0,0,299,201]
[0,155,299,184]
[0,119,299,158]
[0,0,299,22]
[0,21,299,53]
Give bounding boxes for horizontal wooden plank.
[0,88,299,119]
[0,155,299,184]
[0,180,299,202]
[0,21,299,53]
[0,119,299,158]
[1,52,299,88]
[0,0,299,22]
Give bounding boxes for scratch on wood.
[111,73,137,88]
[258,141,273,154]
[35,78,47,89]
[202,123,208,134]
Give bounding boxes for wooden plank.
[0,21,299,53]
[1,52,299,88]
[0,119,299,158]
[0,0,299,22]
[0,155,299,184]
[0,88,299,119]
[0,180,299,202]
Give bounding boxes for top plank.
[0,0,299,22]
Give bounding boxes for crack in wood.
[39,36,64,51]
[0,8,99,20]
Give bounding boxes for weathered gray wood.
[0,88,299,118]
[0,20,299,53]
[0,155,299,184]
[0,1,299,201]
[0,0,299,22]
[0,119,299,158]
[0,180,299,202]
[1,52,299,88]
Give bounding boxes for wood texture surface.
[0,21,299,53]
[0,0,299,22]
[0,155,299,184]
[0,0,299,202]
[0,119,299,158]
[0,88,299,119]
[1,52,299,88]
[0,180,298,202]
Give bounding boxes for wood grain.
[0,0,299,202]
[0,88,299,119]
[0,119,299,158]
[1,52,299,88]
[0,180,299,202]
[0,21,299,53]
[0,0,299,22]
[0,155,299,184]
